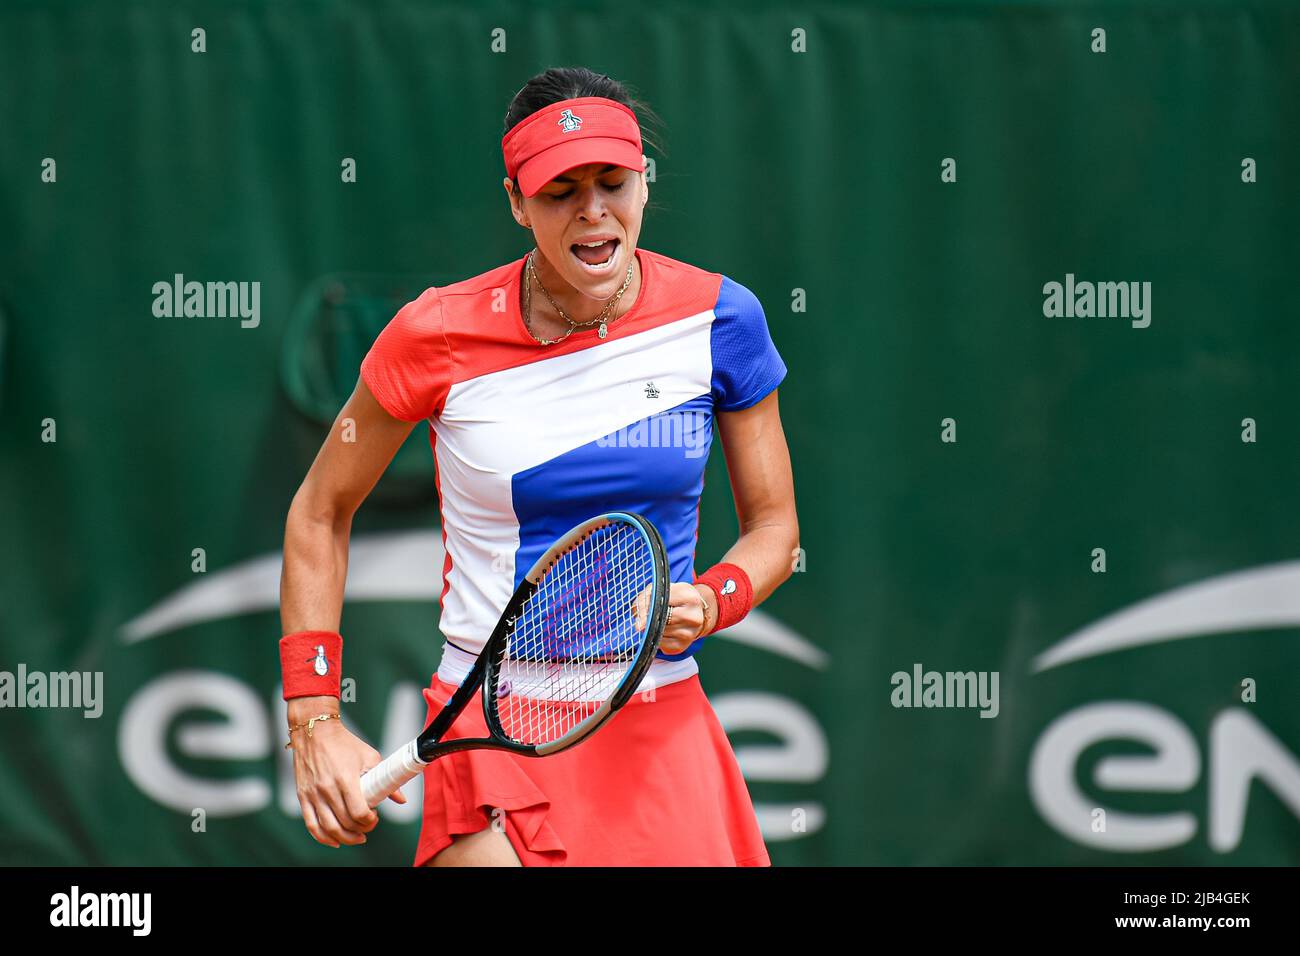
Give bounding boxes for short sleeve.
[360,286,452,422]
[709,276,788,411]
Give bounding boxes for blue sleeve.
[710,276,787,411]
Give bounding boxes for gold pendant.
[598,321,608,338]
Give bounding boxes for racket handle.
[360,739,427,808]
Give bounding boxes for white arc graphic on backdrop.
[121,530,829,669]
[1033,560,1300,672]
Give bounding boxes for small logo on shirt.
[557,108,582,133]
[721,579,737,596]
[308,646,329,676]
[644,381,660,399]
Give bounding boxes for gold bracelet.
[284,712,340,750]
[694,585,715,636]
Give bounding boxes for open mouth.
[570,238,620,272]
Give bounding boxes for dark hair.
[503,67,664,201]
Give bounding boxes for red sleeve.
[360,286,452,422]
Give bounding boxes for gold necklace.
[523,247,635,345]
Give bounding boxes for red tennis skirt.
[412,672,770,867]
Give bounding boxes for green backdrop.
[2,0,1298,865]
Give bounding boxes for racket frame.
[359,512,670,806]
[487,512,669,757]
[415,510,668,763]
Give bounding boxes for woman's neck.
[523,249,643,336]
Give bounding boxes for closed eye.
[548,181,626,201]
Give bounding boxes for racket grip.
[360,739,427,808]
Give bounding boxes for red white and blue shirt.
[361,247,786,691]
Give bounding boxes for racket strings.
[492,521,655,745]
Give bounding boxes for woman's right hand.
[287,697,408,847]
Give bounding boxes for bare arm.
[279,377,419,846]
[280,379,417,633]
[712,388,800,601]
[660,389,800,652]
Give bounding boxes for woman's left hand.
[633,582,716,655]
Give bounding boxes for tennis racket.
[359,510,670,808]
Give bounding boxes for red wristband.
[280,630,343,700]
[694,563,753,636]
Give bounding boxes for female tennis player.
[279,67,799,866]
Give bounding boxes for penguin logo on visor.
[557,108,583,133]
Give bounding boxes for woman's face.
[507,159,648,301]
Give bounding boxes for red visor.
[502,96,644,197]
